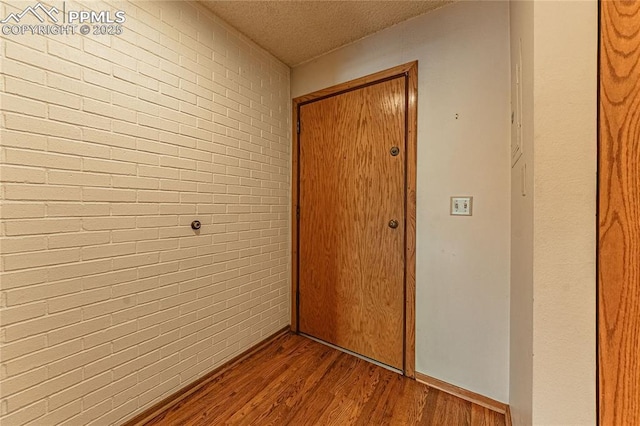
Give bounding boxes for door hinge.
[296,120,300,134]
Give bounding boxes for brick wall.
[0,1,291,424]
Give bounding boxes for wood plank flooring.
[140,333,505,426]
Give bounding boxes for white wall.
[531,1,597,424]
[509,1,597,424]
[509,0,534,423]
[292,1,511,402]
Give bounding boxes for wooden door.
[297,76,406,370]
[599,1,640,424]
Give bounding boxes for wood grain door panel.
[298,77,406,369]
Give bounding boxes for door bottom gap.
[299,332,403,375]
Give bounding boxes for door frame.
[598,1,640,423]
[290,61,418,378]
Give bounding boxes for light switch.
[450,196,473,216]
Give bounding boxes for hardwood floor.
[139,333,505,426]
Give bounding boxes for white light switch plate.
[450,196,473,216]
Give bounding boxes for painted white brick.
[3,248,80,271]
[83,321,137,350]
[0,59,46,84]
[0,203,45,220]
[6,369,83,413]
[48,137,111,160]
[4,219,82,236]
[0,236,48,255]
[47,73,111,103]
[48,315,112,346]
[3,340,82,378]
[4,149,81,171]
[0,94,47,118]
[4,77,81,109]
[23,400,81,426]
[48,288,112,313]
[0,401,47,426]
[0,1,290,424]
[48,231,110,249]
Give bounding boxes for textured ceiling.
[200,1,451,67]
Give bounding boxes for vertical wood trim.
[291,61,418,377]
[598,1,640,424]
[404,62,418,378]
[505,406,513,426]
[291,106,299,333]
